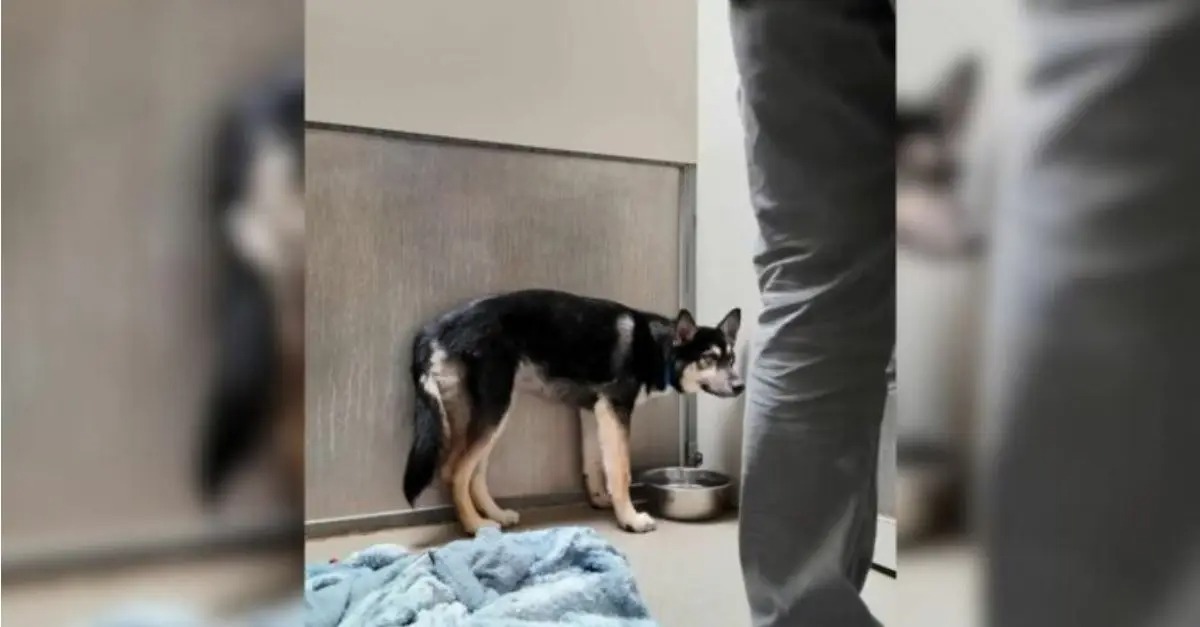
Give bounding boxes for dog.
[897,56,982,258]
[197,65,305,512]
[896,55,990,545]
[403,289,743,534]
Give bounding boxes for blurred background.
[904,1,1200,625]
[896,0,1023,625]
[3,1,303,625]
[9,1,1196,626]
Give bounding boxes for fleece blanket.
[305,526,657,627]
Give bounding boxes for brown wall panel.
[306,128,684,520]
[2,0,302,547]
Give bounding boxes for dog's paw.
[618,512,657,533]
[494,509,521,527]
[587,491,612,509]
[463,519,500,536]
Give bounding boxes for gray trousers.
[731,2,895,625]
[984,1,1200,626]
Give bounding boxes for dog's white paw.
[464,519,500,536]
[494,509,521,527]
[619,512,657,533]
[587,491,612,509]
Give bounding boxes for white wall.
[897,0,1019,102]
[897,1,1024,450]
[306,0,697,163]
[694,3,905,517]
[692,0,1023,559]
[694,0,760,500]
[303,1,699,520]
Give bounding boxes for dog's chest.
[635,385,670,406]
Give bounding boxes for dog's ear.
[936,56,979,140]
[674,309,698,344]
[718,308,742,344]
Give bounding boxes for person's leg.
[731,1,895,625]
[983,2,1200,625]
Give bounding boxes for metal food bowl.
[640,467,732,521]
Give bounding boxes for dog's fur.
[897,57,982,258]
[896,57,985,545]
[198,65,305,511]
[403,289,743,534]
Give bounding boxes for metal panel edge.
[3,519,298,584]
[677,165,699,466]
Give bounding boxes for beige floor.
[2,505,903,626]
[901,540,981,626]
[2,552,298,627]
[307,504,896,626]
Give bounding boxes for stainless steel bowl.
[640,467,732,521]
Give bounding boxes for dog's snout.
[732,383,745,395]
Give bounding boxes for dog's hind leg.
[450,429,499,535]
[451,359,517,535]
[438,401,466,485]
[580,409,611,508]
[469,409,519,527]
[431,357,468,485]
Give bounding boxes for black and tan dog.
[198,66,304,512]
[403,289,743,534]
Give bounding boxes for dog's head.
[670,308,744,398]
[898,56,980,256]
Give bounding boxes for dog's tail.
[198,259,277,505]
[403,332,443,505]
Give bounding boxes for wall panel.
[2,0,302,548]
[306,127,684,520]
[306,0,697,163]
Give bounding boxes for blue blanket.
[305,526,657,627]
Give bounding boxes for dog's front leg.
[580,409,611,508]
[593,397,655,533]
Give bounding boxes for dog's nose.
[732,383,745,395]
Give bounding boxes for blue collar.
[662,359,675,390]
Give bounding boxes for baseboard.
[306,501,899,578]
[305,491,595,539]
[2,517,298,584]
[305,482,662,539]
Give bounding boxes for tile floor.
[901,540,981,626]
[3,505,905,626]
[307,504,896,626]
[1,551,296,626]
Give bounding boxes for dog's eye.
[697,356,713,368]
